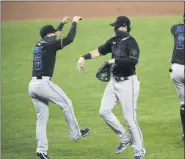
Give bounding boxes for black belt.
[113,75,129,82]
[36,76,42,79]
[36,76,51,80]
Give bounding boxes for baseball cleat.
[134,148,146,159]
[115,141,131,154]
[80,128,90,137]
[37,152,50,159]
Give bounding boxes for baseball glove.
[96,62,111,82]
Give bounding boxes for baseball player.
[28,16,90,159]
[77,16,145,159]
[169,13,184,144]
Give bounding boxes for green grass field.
[2,17,184,159]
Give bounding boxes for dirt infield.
[1,2,184,21]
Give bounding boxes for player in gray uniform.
[28,16,90,159]
[77,16,145,159]
[169,13,184,144]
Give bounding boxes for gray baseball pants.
[170,63,184,105]
[28,77,81,154]
[99,75,145,156]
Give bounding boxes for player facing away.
[28,16,90,159]
[77,16,146,159]
[169,13,185,144]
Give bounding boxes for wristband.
[82,53,91,60]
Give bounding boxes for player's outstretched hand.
[77,57,85,71]
[62,17,72,24]
[73,16,82,23]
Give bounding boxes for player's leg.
[170,64,185,140]
[32,97,49,155]
[115,76,145,157]
[99,80,131,150]
[46,81,89,141]
[29,80,50,157]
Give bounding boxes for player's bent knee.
[62,104,71,112]
[99,108,111,117]
[99,109,105,117]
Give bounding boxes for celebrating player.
[28,16,90,159]
[169,13,185,144]
[77,16,146,159]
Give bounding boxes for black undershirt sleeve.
[62,22,77,47]
[56,22,65,32]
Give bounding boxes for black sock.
[180,104,185,136]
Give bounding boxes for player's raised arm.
[55,16,72,37]
[50,16,82,51]
[62,16,82,47]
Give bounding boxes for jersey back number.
[176,34,184,50]
[33,46,43,71]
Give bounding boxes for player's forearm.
[115,57,138,65]
[62,22,77,47]
[56,22,65,32]
[82,49,101,60]
[55,22,65,37]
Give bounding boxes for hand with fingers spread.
[77,57,85,71]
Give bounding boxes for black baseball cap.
[40,25,57,38]
[110,16,131,28]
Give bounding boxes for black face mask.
[114,28,127,37]
[114,26,131,37]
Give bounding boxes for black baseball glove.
[96,62,112,82]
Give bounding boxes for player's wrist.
[82,53,91,60]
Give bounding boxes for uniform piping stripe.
[131,80,143,147]
[47,82,81,136]
[129,56,138,61]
